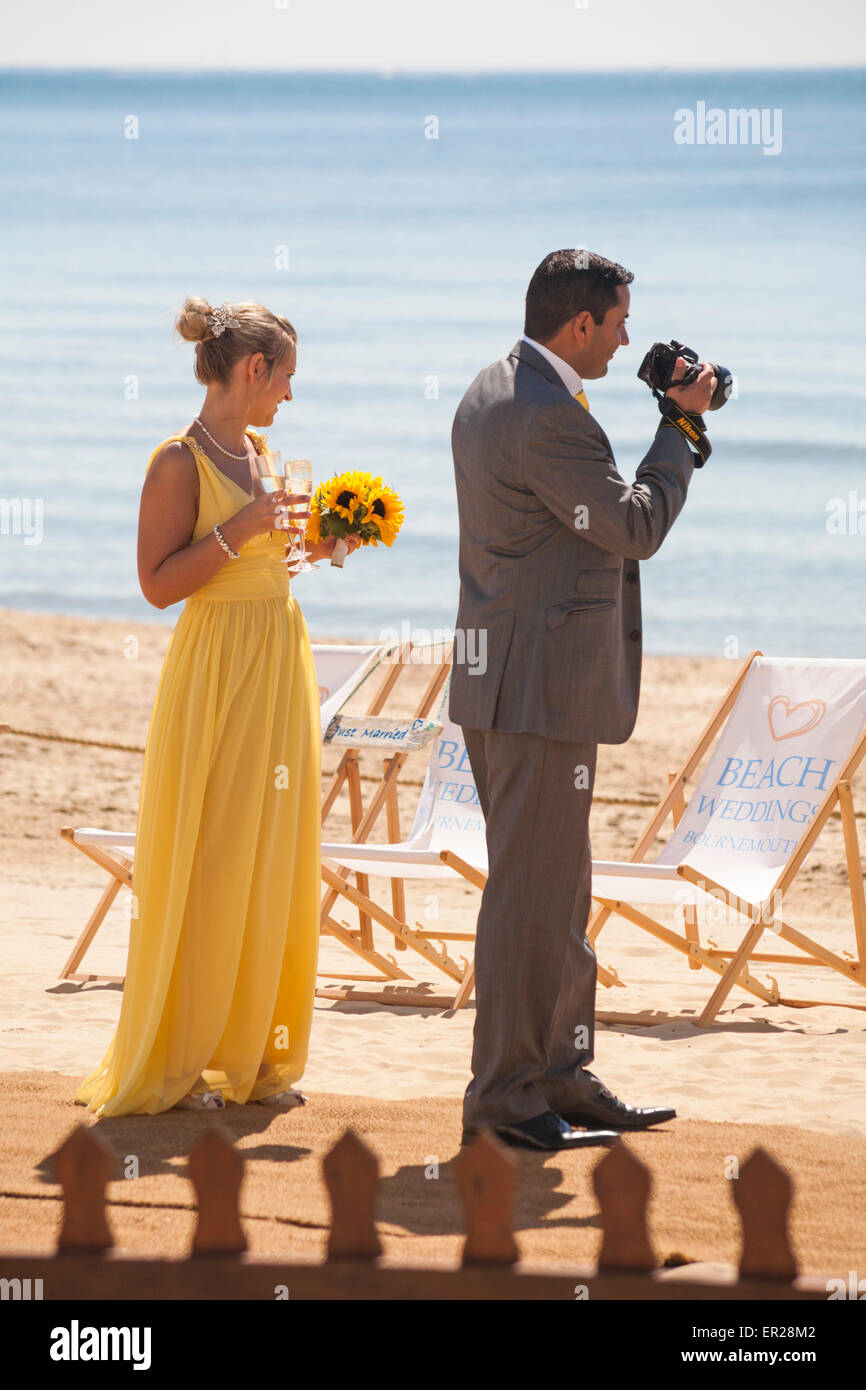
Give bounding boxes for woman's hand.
[223,490,308,550]
[290,533,363,564]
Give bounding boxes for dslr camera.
[637,339,733,411]
[636,339,733,465]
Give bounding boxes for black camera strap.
[657,395,711,466]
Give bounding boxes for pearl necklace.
[194,416,250,462]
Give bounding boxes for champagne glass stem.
[285,462,317,572]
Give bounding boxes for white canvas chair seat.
[588,652,866,1025]
[591,861,786,908]
[59,641,396,983]
[325,844,474,876]
[67,829,136,852]
[590,861,716,906]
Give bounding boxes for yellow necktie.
[574,389,590,411]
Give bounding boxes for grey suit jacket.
[448,339,698,744]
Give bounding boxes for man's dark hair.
[524,249,634,341]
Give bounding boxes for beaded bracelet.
[213,524,239,559]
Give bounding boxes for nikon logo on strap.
[658,397,711,466]
[674,413,700,442]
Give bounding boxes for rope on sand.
[0,723,436,789]
[0,723,147,755]
[2,724,859,812]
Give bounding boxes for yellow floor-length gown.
[76,429,322,1116]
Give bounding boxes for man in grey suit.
[450,249,717,1151]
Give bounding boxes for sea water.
[0,68,863,656]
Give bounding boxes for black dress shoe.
[558,1083,676,1131]
[461,1110,621,1151]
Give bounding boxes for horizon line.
[2,63,865,77]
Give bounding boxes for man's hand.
[665,355,716,416]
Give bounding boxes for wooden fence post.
[188,1125,246,1256]
[53,1125,115,1254]
[593,1142,656,1273]
[455,1131,519,1265]
[733,1147,797,1281]
[324,1130,382,1259]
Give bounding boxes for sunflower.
[304,502,322,545]
[364,482,405,547]
[321,470,374,523]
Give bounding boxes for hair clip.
[208,302,237,338]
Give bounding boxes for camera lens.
[709,365,733,410]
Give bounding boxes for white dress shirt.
[521,334,585,398]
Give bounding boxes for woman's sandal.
[256,1090,307,1110]
[174,1091,226,1110]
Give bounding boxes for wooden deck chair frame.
[316,642,472,1006]
[57,831,134,986]
[58,640,397,986]
[585,649,866,1026]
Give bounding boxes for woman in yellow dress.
[76,296,358,1116]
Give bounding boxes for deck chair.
[588,651,866,1025]
[318,690,487,1009]
[59,640,394,984]
[317,641,458,995]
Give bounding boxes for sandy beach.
[2,600,865,1126]
[2,605,866,1271]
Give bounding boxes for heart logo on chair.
[767,695,827,741]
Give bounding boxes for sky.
[3,0,866,71]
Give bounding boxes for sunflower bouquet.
[305,470,405,567]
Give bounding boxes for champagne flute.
[252,449,288,532]
[284,459,318,572]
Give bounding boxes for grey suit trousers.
[461,726,608,1129]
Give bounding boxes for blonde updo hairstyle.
[175,296,297,387]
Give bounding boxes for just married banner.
[655,657,866,904]
[322,714,441,751]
